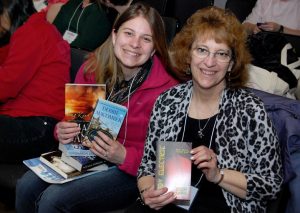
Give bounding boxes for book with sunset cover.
[155,141,192,201]
[59,83,106,156]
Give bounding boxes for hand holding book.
[56,121,81,144]
[89,130,127,165]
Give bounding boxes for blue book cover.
[83,99,128,146]
[23,157,110,184]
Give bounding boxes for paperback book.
[83,99,127,147]
[40,150,80,179]
[61,83,106,156]
[61,152,106,172]
[155,141,192,201]
[24,156,111,184]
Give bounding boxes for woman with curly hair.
[131,6,283,213]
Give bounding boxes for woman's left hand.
[191,145,220,183]
[90,131,126,165]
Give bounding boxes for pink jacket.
[75,55,179,176]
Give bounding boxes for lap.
[286,150,300,213]
[37,167,139,212]
[0,115,58,163]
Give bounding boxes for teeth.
[124,49,139,56]
[202,70,215,75]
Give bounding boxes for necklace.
[198,117,211,138]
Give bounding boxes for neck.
[122,67,140,81]
[82,0,91,7]
[112,0,133,14]
[189,83,224,119]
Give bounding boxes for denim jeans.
[286,150,300,213]
[0,115,58,163]
[16,166,139,213]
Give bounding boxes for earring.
[227,71,231,88]
[185,67,191,75]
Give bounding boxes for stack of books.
[24,84,127,183]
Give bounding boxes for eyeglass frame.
[191,46,233,63]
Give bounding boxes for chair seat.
[0,164,28,208]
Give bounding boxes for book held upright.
[155,141,192,201]
[61,83,106,156]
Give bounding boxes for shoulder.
[32,13,66,39]
[14,13,54,38]
[156,81,192,104]
[74,63,96,84]
[224,88,263,105]
[223,89,267,122]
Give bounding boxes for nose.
[203,53,217,67]
[130,36,141,49]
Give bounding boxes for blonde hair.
[84,3,171,90]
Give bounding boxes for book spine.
[39,156,68,179]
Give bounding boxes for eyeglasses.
[192,47,232,63]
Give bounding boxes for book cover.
[155,141,192,201]
[83,99,128,147]
[39,151,81,179]
[23,157,111,184]
[61,152,106,172]
[61,83,106,156]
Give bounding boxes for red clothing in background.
[0,12,70,120]
[0,44,9,65]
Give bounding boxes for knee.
[36,186,68,213]
[16,171,41,212]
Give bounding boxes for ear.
[151,49,156,57]
[112,29,117,46]
[228,61,234,71]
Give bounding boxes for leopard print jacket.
[138,81,283,212]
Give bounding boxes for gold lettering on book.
[158,145,165,176]
[176,148,189,154]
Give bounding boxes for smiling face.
[112,15,155,78]
[190,37,233,92]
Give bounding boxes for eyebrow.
[121,27,153,37]
[193,45,230,52]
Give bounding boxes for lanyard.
[67,2,88,34]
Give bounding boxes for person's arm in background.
[243,0,300,36]
[258,22,300,36]
[242,0,260,34]
[248,21,300,36]
[0,24,44,102]
[46,3,64,23]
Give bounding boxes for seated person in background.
[129,6,283,213]
[101,0,133,15]
[32,0,69,12]
[16,3,181,213]
[0,0,70,163]
[46,0,111,51]
[243,0,300,36]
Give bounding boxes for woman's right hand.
[55,121,81,144]
[142,186,176,210]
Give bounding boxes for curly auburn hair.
[170,6,252,88]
